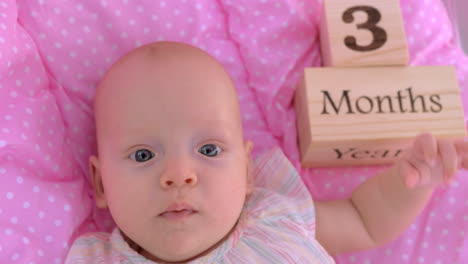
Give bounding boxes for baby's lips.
[160,202,197,215]
[158,202,198,220]
[159,209,197,220]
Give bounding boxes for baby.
[65,41,468,263]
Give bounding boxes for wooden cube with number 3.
[320,0,409,67]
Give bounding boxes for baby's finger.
[413,133,437,165]
[407,156,432,185]
[455,140,468,156]
[438,139,457,184]
[460,155,468,170]
[399,161,420,189]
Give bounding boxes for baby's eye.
[130,149,154,162]
[199,144,221,157]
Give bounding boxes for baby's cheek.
[206,186,245,234]
[104,179,147,222]
[212,178,247,213]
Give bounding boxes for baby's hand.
[399,133,468,189]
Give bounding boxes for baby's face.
[90,42,253,262]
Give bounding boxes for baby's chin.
[140,240,216,263]
[139,218,240,263]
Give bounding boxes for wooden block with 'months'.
[320,0,409,67]
[294,66,466,167]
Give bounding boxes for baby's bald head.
[93,41,244,156]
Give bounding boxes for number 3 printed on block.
[342,6,388,52]
[320,0,409,66]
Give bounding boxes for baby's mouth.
[159,203,198,220]
[160,209,196,218]
[159,209,197,220]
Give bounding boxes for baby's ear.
[244,140,254,196]
[89,155,108,209]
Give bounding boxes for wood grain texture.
[295,66,466,167]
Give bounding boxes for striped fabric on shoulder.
[65,229,151,263]
[250,147,318,237]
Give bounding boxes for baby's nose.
[159,167,198,189]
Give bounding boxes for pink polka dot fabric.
[0,0,466,263]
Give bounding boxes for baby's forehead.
[97,42,236,101]
[93,42,243,142]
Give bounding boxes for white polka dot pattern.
[0,0,467,263]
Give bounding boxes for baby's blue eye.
[199,144,221,157]
[130,149,154,162]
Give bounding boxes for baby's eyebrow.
[115,136,159,151]
[114,120,237,145]
[198,125,234,140]
[207,119,239,131]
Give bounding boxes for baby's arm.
[314,133,468,255]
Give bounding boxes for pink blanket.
[0,0,466,263]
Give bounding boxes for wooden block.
[294,66,466,167]
[320,0,409,67]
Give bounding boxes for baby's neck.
[120,217,242,263]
